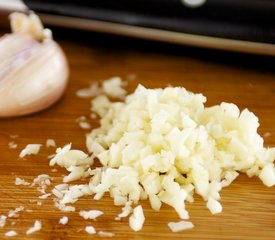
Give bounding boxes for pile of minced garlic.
[8,77,274,236]
[49,77,275,232]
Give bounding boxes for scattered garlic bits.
[5,230,17,237]
[0,215,7,227]
[49,144,93,183]
[76,77,126,99]
[51,84,275,231]
[98,231,114,237]
[76,82,102,98]
[76,116,91,129]
[8,206,24,218]
[59,216,69,225]
[8,141,18,149]
[79,210,103,220]
[85,226,96,234]
[79,122,91,130]
[38,193,51,199]
[15,177,30,186]
[168,220,194,232]
[26,220,42,235]
[32,174,52,194]
[19,144,42,158]
[46,139,56,148]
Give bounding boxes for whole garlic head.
[0,12,69,117]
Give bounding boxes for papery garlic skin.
[0,13,69,117]
[0,34,39,80]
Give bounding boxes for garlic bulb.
[0,12,69,117]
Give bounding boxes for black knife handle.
[23,0,275,43]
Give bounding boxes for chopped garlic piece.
[15,177,30,186]
[116,201,133,219]
[259,165,275,187]
[98,231,114,237]
[79,210,103,220]
[221,171,239,187]
[59,216,68,225]
[102,76,126,99]
[207,198,222,214]
[5,230,17,237]
[76,82,102,98]
[46,139,56,147]
[53,197,75,212]
[8,141,17,149]
[49,144,71,166]
[168,221,194,232]
[55,184,69,191]
[85,225,96,234]
[79,122,91,129]
[129,205,145,232]
[91,95,111,117]
[26,220,42,235]
[63,206,75,212]
[8,206,24,218]
[32,174,52,194]
[49,144,93,169]
[0,215,7,227]
[38,193,51,199]
[19,144,42,158]
[52,188,64,199]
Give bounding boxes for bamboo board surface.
[0,29,274,239]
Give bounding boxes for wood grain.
[0,28,274,240]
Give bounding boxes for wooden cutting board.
[0,29,274,240]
